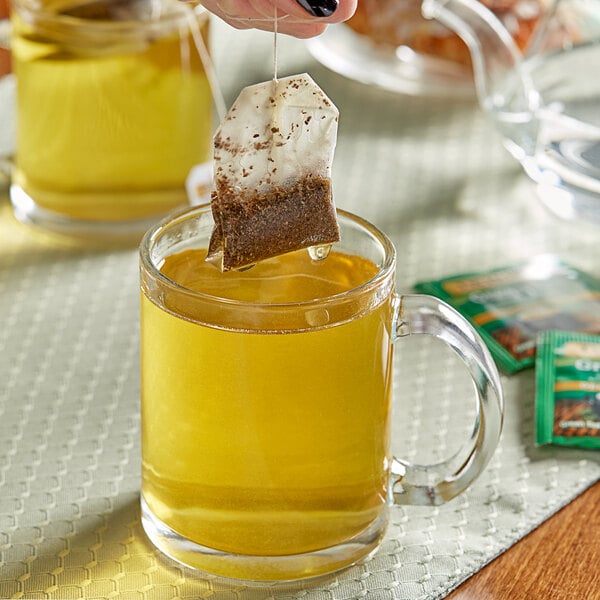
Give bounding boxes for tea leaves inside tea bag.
[207,73,340,272]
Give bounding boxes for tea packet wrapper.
[207,73,340,271]
[414,255,600,374]
[536,331,600,449]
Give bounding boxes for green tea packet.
[414,255,600,374]
[536,331,600,449]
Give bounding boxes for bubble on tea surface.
[207,74,340,272]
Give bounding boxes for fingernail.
[295,0,339,18]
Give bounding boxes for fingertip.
[324,0,357,23]
[285,23,329,38]
[294,0,338,18]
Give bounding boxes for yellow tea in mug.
[11,0,212,238]
[141,248,394,578]
[139,206,505,581]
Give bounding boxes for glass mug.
[139,204,504,582]
[6,0,213,243]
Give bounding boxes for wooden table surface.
[447,480,600,599]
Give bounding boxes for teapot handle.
[421,0,528,107]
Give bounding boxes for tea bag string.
[215,2,299,24]
[273,4,279,84]
[182,5,227,121]
[186,4,290,121]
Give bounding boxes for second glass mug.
[139,204,504,582]
[4,0,213,243]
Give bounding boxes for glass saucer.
[306,23,474,98]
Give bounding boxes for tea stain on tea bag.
[207,73,340,272]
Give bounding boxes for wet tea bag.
[207,73,340,271]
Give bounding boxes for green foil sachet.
[535,331,600,449]
[414,255,600,374]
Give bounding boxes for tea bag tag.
[207,73,340,271]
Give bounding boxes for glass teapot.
[422,0,600,223]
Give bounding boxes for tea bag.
[207,73,340,271]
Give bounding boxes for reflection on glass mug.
[139,204,504,582]
[8,0,213,243]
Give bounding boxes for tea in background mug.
[139,205,504,582]
[8,0,213,243]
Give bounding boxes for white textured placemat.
[1,20,600,600]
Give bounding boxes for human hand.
[199,0,357,38]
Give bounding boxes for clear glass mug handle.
[390,294,504,506]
